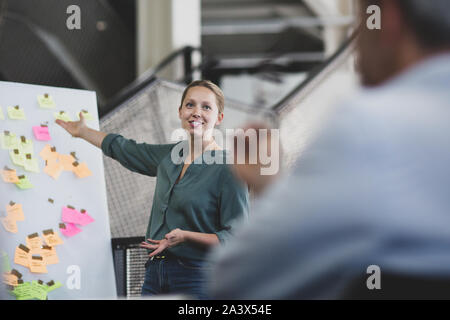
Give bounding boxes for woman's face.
[178,86,223,138]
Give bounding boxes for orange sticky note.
[6,202,25,221]
[26,233,43,250]
[29,256,47,274]
[14,244,30,268]
[41,246,59,265]
[1,167,19,183]
[42,229,64,246]
[44,161,64,180]
[1,216,18,233]
[39,145,59,163]
[59,154,76,171]
[72,162,92,178]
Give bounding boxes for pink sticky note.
[33,126,51,141]
[77,209,95,226]
[61,206,82,225]
[59,222,81,237]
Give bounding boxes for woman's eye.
[186,103,193,107]
[203,105,211,110]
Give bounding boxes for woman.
[55,80,249,299]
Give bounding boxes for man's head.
[357,0,450,87]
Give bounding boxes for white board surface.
[0,81,116,299]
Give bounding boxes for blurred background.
[0,0,359,298]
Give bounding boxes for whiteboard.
[0,81,116,299]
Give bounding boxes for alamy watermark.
[66,5,81,30]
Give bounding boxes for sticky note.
[24,154,40,173]
[40,246,59,265]
[62,207,94,226]
[32,125,51,141]
[59,154,76,171]
[72,161,93,178]
[6,202,25,221]
[9,148,25,167]
[39,144,59,163]
[59,222,82,237]
[1,166,19,183]
[11,282,35,300]
[45,280,62,293]
[37,94,56,109]
[42,229,64,246]
[1,216,18,233]
[30,280,48,300]
[76,109,94,121]
[18,136,34,154]
[7,106,26,120]
[0,106,4,120]
[43,161,64,180]
[15,175,33,190]
[1,131,19,150]
[26,233,43,250]
[54,111,72,122]
[14,244,30,268]
[29,256,47,274]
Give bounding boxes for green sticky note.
[9,149,25,167]
[45,280,62,293]
[0,106,4,120]
[7,106,26,120]
[15,175,33,190]
[12,282,35,300]
[1,251,11,272]
[37,94,56,109]
[24,156,40,173]
[1,132,19,150]
[54,111,72,122]
[30,281,48,300]
[18,137,34,155]
[76,110,94,121]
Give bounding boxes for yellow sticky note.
[54,111,72,122]
[18,136,34,155]
[37,94,56,109]
[42,229,64,247]
[39,144,59,163]
[76,109,94,121]
[14,244,31,268]
[59,154,76,171]
[1,216,18,233]
[6,202,25,221]
[1,131,19,150]
[23,154,40,173]
[7,106,26,120]
[72,162,92,178]
[29,256,47,274]
[0,106,4,120]
[26,233,43,250]
[1,167,19,183]
[9,149,25,167]
[15,175,33,190]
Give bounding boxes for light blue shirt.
[208,53,450,299]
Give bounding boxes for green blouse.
[101,134,249,260]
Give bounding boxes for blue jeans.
[141,255,211,299]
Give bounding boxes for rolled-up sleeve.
[215,173,249,244]
[101,133,175,177]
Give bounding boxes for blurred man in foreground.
[209,0,450,299]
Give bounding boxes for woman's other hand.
[55,112,87,138]
[164,228,186,247]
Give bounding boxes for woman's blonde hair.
[180,80,225,114]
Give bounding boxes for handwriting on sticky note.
[9,148,25,167]
[18,136,34,154]
[59,222,82,237]
[14,244,30,268]
[1,216,18,233]
[26,233,43,250]
[15,175,33,190]
[29,255,47,274]
[54,111,72,122]
[7,106,26,120]
[42,229,64,246]
[1,131,19,150]
[41,246,59,265]
[6,202,25,221]
[24,155,40,173]
[37,94,56,109]
[72,162,93,178]
[1,167,19,183]
[33,125,51,141]
[44,161,64,180]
